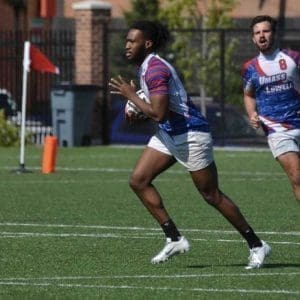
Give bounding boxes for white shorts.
[147,129,214,171]
[268,129,300,158]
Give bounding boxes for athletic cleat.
[245,240,271,269]
[151,236,190,264]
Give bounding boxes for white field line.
[2,272,300,281]
[0,222,299,236]
[0,177,287,184]
[214,146,270,152]
[2,165,285,177]
[0,178,286,185]
[0,231,299,246]
[0,281,298,295]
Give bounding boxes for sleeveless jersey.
[242,49,300,135]
[138,53,209,136]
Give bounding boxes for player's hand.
[125,110,134,121]
[125,110,144,123]
[249,112,261,129]
[109,75,136,100]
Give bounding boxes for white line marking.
[1,272,300,281]
[0,222,299,236]
[1,178,285,185]
[0,281,298,295]
[0,232,153,239]
[0,231,299,245]
[0,222,161,231]
[211,238,300,246]
[2,166,285,177]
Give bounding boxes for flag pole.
[17,41,31,173]
[14,41,59,174]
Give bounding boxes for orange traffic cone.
[42,135,58,174]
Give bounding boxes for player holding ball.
[109,20,270,268]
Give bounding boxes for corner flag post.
[18,41,31,173]
[16,41,59,173]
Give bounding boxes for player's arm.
[243,90,260,129]
[142,60,170,122]
[109,76,150,118]
[146,94,169,122]
[109,75,168,122]
[124,91,168,122]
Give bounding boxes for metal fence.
[0,29,74,144]
[0,27,299,146]
[108,27,300,94]
[107,27,299,146]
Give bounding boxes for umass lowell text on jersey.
[242,49,300,134]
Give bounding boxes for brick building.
[1,0,300,31]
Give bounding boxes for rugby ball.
[125,89,150,119]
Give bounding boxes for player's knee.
[202,191,222,207]
[290,177,300,203]
[129,172,148,192]
[129,173,140,191]
[292,186,300,203]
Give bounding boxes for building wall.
[0,0,22,30]
[231,0,300,18]
[1,0,300,31]
[0,0,45,31]
[64,0,300,19]
[64,0,131,18]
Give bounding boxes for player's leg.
[130,146,190,264]
[267,129,300,203]
[189,162,255,234]
[129,146,176,223]
[169,131,252,235]
[165,129,270,268]
[277,151,300,203]
[189,162,271,269]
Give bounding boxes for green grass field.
[0,145,299,299]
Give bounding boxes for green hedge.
[0,110,20,146]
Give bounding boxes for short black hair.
[129,20,170,51]
[250,15,277,33]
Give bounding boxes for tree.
[110,0,161,80]
[158,0,201,89]
[124,0,160,25]
[159,0,241,105]
[202,0,241,105]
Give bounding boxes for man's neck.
[260,45,278,56]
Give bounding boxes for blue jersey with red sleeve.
[138,53,209,135]
[242,49,300,135]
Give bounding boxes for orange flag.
[30,44,59,74]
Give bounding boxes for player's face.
[125,29,148,65]
[252,21,275,54]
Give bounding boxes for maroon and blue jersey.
[242,49,300,135]
[138,53,209,136]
